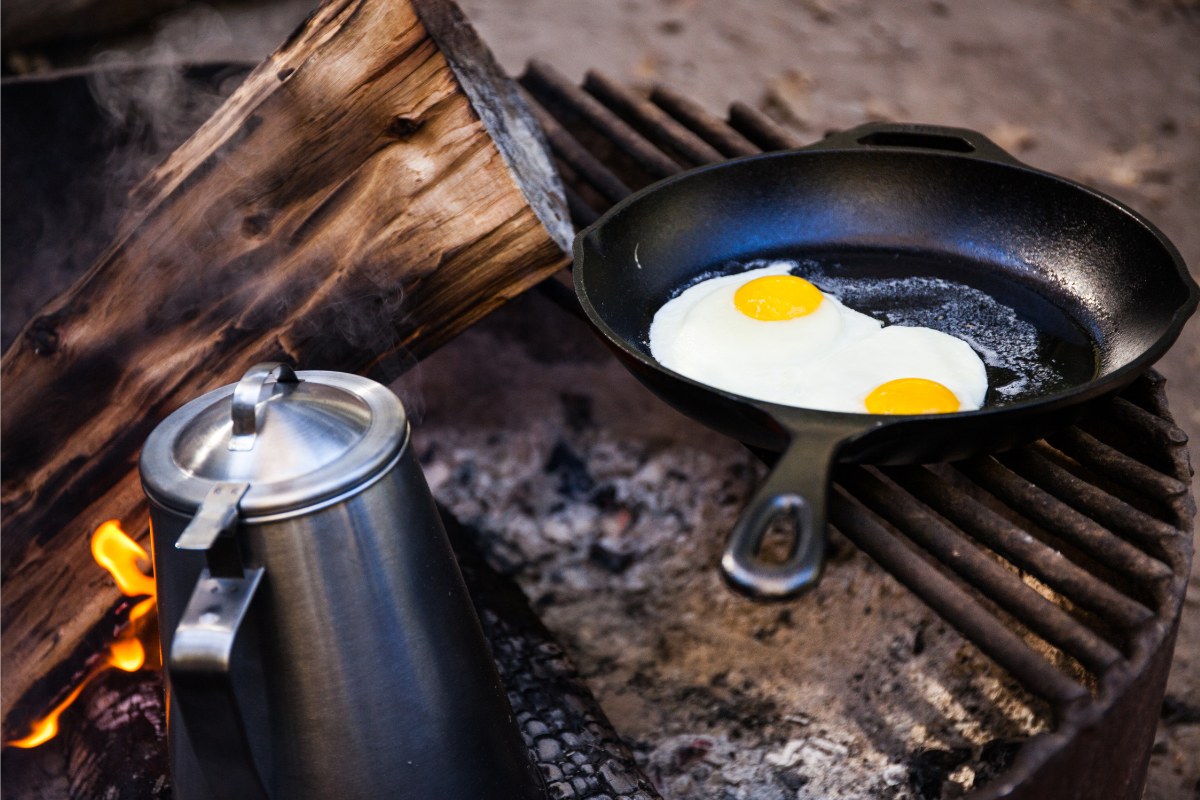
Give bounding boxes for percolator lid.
[139,364,408,517]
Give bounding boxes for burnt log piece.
[445,510,661,800]
[0,670,170,800]
[0,0,571,730]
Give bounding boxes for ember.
[5,521,159,749]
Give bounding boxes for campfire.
[6,522,158,750]
[2,1,1196,798]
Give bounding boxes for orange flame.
[3,668,104,749]
[92,520,156,598]
[5,521,158,749]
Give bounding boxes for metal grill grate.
[518,60,1195,800]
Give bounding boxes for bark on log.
[0,0,571,730]
[1,63,249,350]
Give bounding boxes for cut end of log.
[415,0,574,253]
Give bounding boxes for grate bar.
[564,183,601,229]
[1093,396,1189,450]
[533,272,586,320]
[649,84,760,158]
[883,465,1155,632]
[522,60,683,180]
[829,487,1090,709]
[1047,427,1188,501]
[998,446,1178,545]
[840,468,1124,675]
[523,91,633,206]
[727,101,806,151]
[1124,371,1174,420]
[956,458,1173,584]
[583,70,724,167]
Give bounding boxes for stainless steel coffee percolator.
[140,362,542,800]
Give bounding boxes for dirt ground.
[7,0,1198,796]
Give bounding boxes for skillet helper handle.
[808,122,1024,167]
[170,567,269,800]
[722,416,871,599]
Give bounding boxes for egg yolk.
[733,275,824,320]
[864,378,961,415]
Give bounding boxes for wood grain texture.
[0,0,569,729]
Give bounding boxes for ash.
[406,291,1048,800]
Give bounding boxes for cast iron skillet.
[572,122,1197,600]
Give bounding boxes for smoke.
[0,7,251,349]
[86,6,248,206]
[4,2,432,420]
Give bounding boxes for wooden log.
[0,0,571,730]
[1,0,185,50]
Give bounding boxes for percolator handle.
[170,566,269,800]
[171,479,269,799]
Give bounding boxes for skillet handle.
[721,415,873,599]
[806,122,1024,167]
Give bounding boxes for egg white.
[648,263,881,405]
[789,325,989,413]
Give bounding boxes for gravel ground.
[6,1,1197,796]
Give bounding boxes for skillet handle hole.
[755,506,802,565]
[856,131,976,154]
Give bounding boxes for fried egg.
[648,263,882,405]
[648,265,988,414]
[789,325,988,413]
